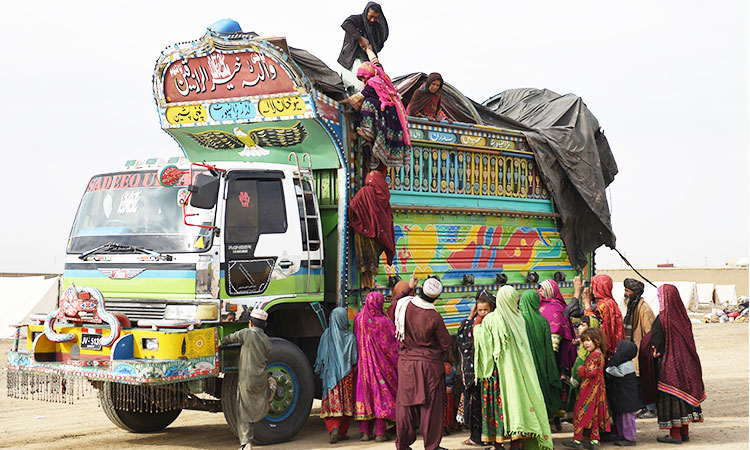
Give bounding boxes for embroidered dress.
[359,87,410,167]
[572,350,610,440]
[648,284,706,430]
[321,371,356,418]
[356,62,411,168]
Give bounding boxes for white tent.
[613,281,699,315]
[696,283,716,304]
[0,276,60,338]
[715,284,738,305]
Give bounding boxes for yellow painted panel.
[258,96,305,117]
[166,105,208,124]
[27,325,216,359]
[460,135,487,147]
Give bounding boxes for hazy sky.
[1,0,747,273]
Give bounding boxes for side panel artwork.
[383,212,571,283]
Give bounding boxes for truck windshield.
[67,170,216,254]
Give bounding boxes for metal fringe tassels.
[108,382,189,412]
[6,371,95,403]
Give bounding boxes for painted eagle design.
[183,121,308,157]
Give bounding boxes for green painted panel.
[168,119,341,169]
[63,277,195,299]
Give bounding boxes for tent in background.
[696,283,717,304]
[715,285,738,305]
[613,281,698,316]
[0,276,60,338]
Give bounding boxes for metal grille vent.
[104,301,167,321]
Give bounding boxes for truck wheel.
[99,382,182,432]
[221,337,314,445]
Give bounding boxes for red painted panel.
[163,51,296,103]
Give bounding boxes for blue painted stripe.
[64,270,196,279]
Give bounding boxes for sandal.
[463,438,484,446]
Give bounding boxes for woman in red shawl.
[348,168,395,288]
[643,284,705,444]
[356,61,411,168]
[406,73,447,122]
[354,291,399,441]
[585,274,625,358]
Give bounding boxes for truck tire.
[221,337,314,445]
[99,382,182,432]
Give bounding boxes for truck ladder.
[288,152,323,294]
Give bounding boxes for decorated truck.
[7,23,602,444]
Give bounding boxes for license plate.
[81,333,102,351]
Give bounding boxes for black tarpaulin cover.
[483,89,618,270]
[288,46,348,101]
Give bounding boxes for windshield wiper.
[79,242,171,261]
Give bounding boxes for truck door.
[222,170,303,297]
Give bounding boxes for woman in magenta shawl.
[355,61,411,168]
[539,279,578,428]
[539,279,577,372]
[354,291,399,441]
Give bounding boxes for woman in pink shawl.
[353,291,399,441]
[539,279,578,428]
[355,61,411,168]
[539,279,577,372]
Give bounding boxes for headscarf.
[623,278,645,341]
[354,291,399,420]
[314,307,358,396]
[538,279,577,371]
[519,290,563,417]
[356,61,411,146]
[337,2,389,69]
[348,169,395,263]
[605,339,638,368]
[359,2,388,52]
[538,279,576,341]
[474,286,553,450]
[591,274,626,357]
[655,284,706,407]
[406,72,443,118]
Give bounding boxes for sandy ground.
[1,323,747,450]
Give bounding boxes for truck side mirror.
[188,174,220,209]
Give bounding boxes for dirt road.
[1,323,747,449]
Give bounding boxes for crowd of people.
[306,274,707,450]
[220,4,707,449]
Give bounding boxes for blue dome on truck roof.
[208,18,242,34]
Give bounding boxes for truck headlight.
[164,304,198,320]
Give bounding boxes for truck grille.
[104,301,167,321]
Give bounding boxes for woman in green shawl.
[474,285,554,450]
[519,290,563,419]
